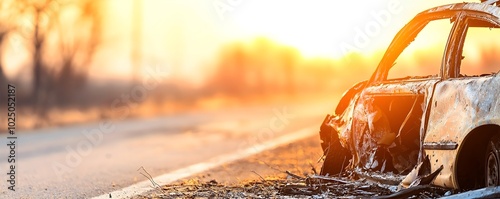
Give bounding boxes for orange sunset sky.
[1,0,484,84]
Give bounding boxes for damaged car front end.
[320,1,500,191]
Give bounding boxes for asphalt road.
[0,101,331,198]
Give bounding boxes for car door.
[425,10,500,190]
[349,11,461,173]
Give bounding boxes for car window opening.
[387,19,454,80]
[460,18,500,77]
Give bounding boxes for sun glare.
[1,0,475,82]
[228,1,405,58]
[92,0,471,80]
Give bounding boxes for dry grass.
[133,136,392,199]
[134,136,452,199]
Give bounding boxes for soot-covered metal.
[319,1,500,193]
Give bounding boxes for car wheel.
[485,134,500,187]
[319,115,351,176]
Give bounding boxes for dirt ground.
[132,135,321,198]
[134,135,433,199]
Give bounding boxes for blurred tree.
[0,0,24,90]
[210,43,244,96]
[14,0,103,107]
[54,0,103,105]
[252,38,270,94]
[281,48,299,95]
[208,38,302,97]
[0,28,8,89]
[26,0,58,103]
[207,38,344,99]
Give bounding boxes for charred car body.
[320,2,500,191]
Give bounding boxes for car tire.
[319,115,351,176]
[485,134,500,187]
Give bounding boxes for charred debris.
[318,1,500,198]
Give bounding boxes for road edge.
[91,126,318,199]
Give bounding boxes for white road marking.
[91,126,318,199]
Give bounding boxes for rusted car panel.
[320,2,500,191]
[426,74,500,189]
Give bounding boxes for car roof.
[368,2,500,83]
[419,2,500,19]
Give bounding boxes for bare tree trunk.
[0,32,7,88]
[32,10,44,102]
[0,60,6,87]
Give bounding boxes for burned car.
[320,1,500,191]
